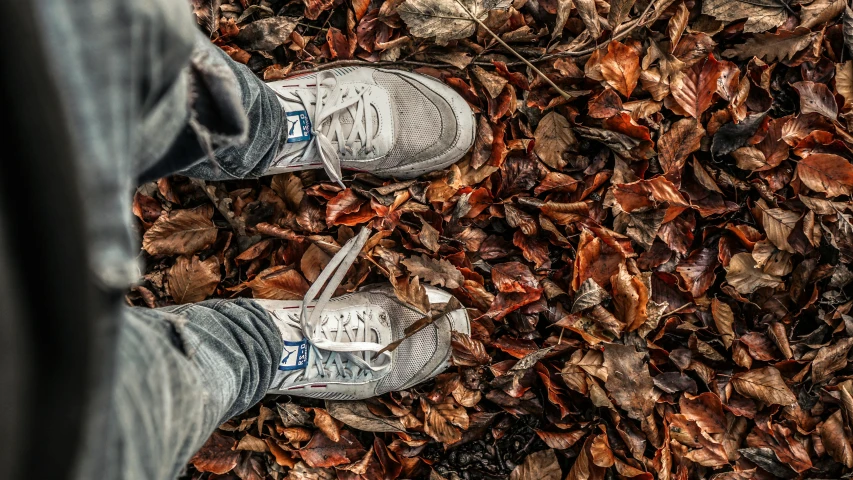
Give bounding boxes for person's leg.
[31,1,288,479]
[137,34,287,182]
[105,300,282,480]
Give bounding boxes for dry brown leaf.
[793,81,838,119]
[311,408,341,443]
[300,430,366,468]
[401,254,464,289]
[812,337,853,384]
[658,118,705,175]
[725,252,783,294]
[821,410,853,468]
[731,366,797,405]
[575,0,601,40]
[676,248,719,298]
[603,344,655,420]
[702,0,788,33]
[301,243,332,283]
[167,255,220,304]
[601,41,640,98]
[607,0,636,31]
[397,0,510,45]
[472,66,508,99]
[797,153,853,198]
[610,264,648,331]
[142,205,217,256]
[758,203,800,253]
[451,331,492,366]
[249,266,310,300]
[671,55,722,119]
[510,449,562,480]
[533,112,577,169]
[190,432,240,474]
[799,0,845,29]
[422,398,469,444]
[837,61,853,109]
[711,298,735,348]
[326,401,404,432]
[236,16,298,51]
[722,28,821,62]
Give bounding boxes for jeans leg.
[138,35,287,182]
[107,300,283,480]
[33,0,288,477]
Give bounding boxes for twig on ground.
[482,0,660,66]
[451,0,575,100]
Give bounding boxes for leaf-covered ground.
[130,0,853,478]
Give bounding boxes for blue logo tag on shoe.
[279,339,309,371]
[285,111,312,143]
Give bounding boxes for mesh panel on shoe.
[370,293,440,392]
[372,72,443,169]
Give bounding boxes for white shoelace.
[275,73,378,187]
[274,229,393,386]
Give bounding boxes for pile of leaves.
[129,0,853,477]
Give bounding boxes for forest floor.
[130,0,853,478]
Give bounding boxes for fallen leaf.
[603,344,655,420]
[821,410,853,468]
[671,54,722,119]
[658,118,705,175]
[326,401,404,432]
[676,248,719,298]
[422,398,469,444]
[236,17,299,51]
[725,252,783,294]
[451,331,492,366]
[731,366,797,405]
[722,28,821,63]
[402,255,464,289]
[837,61,853,109]
[311,408,341,443]
[510,449,562,480]
[398,0,510,45]
[799,0,845,29]
[572,278,609,313]
[300,430,366,468]
[326,189,375,226]
[190,432,240,474]
[812,337,853,384]
[792,81,838,119]
[711,298,735,348]
[608,0,636,31]
[610,264,648,331]
[249,266,311,300]
[797,153,853,198]
[142,205,217,256]
[534,112,577,169]
[601,41,640,98]
[702,0,788,33]
[167,255,220,304]
[535,429,588,449]
[301,243,332,283]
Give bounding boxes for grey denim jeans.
[33,1,288,478]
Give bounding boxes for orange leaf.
[600,41,640,98]
[796,153,853,198]
[671,54,721,118]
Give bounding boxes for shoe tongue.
[279,339,310,371]
[279,92,380,155]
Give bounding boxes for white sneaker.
[256,229,470,400]
[265,67,476,186]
